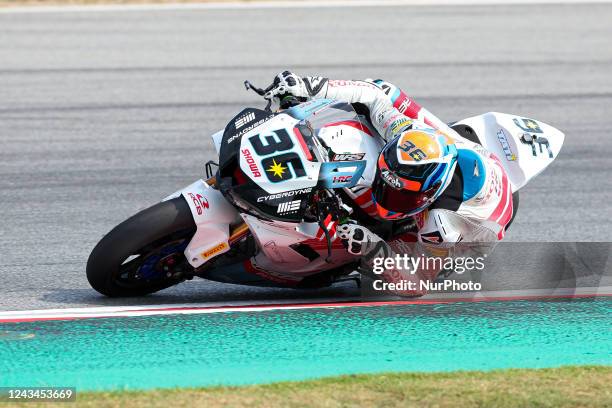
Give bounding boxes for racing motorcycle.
[86,81,565,297]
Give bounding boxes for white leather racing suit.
[299,76,514,296]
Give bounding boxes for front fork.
[205,176,250,246]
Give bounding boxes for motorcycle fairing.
[218,109,316,223]
[219,107,276,171]
[219,102,378,223]
[317,161,367,189]
[242,213,358,276]
[314,113,386,191]
[453,112,564,192]
[165,180,242,268]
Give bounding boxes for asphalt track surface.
[1,2,611,311]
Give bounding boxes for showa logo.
[241,148,262,177]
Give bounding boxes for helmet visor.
[372,170,440,214]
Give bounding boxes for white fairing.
[454,112,564,192]
[316,119,385,189]
[165,180,242,268]
[242,214,357,277]
[211,129,224,155]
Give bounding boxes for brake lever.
[244,80,275,112]
[244,80,266,96]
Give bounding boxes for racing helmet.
[372,127,458,219]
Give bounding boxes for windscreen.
[305,101,364,135]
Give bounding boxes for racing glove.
[337,223,431,297]
[265,72,409,140]
[337,223,388,257]
[264,71,328,109]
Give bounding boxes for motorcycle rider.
[264,71,514,296]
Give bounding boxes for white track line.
[1,0,611,14]
[0,286,609,323]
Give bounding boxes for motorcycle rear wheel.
[86,197,197,297]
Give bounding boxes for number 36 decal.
[248,129,306,183]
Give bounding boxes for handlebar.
[244,79,305,111]
[244,80,274,111]
[243,80,270,96]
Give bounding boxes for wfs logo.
[277,200,301,214]
[235,112,256,129]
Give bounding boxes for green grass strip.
[19,365,612,408]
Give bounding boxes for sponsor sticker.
[201,242,229,259]
[235,112,256,129]
[227,115,274,144]
[496,129,517,161]
[188,192,209,215]
[304,76,327,95]
[333,175,352,184]
[390,118,413,134]
[328,80,377,89]
[277,200,301,214]
[241,148,262,177]
[332,152,365,161]
[395,95,412,114]
[256,187,312,203]
[381,168,403,188]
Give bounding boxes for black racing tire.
[86,197,196,297]
[506,191,520,231]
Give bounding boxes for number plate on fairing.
[239,114,320,194]
[218,109,319,223]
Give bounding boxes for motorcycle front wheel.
[86,197,197,297]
